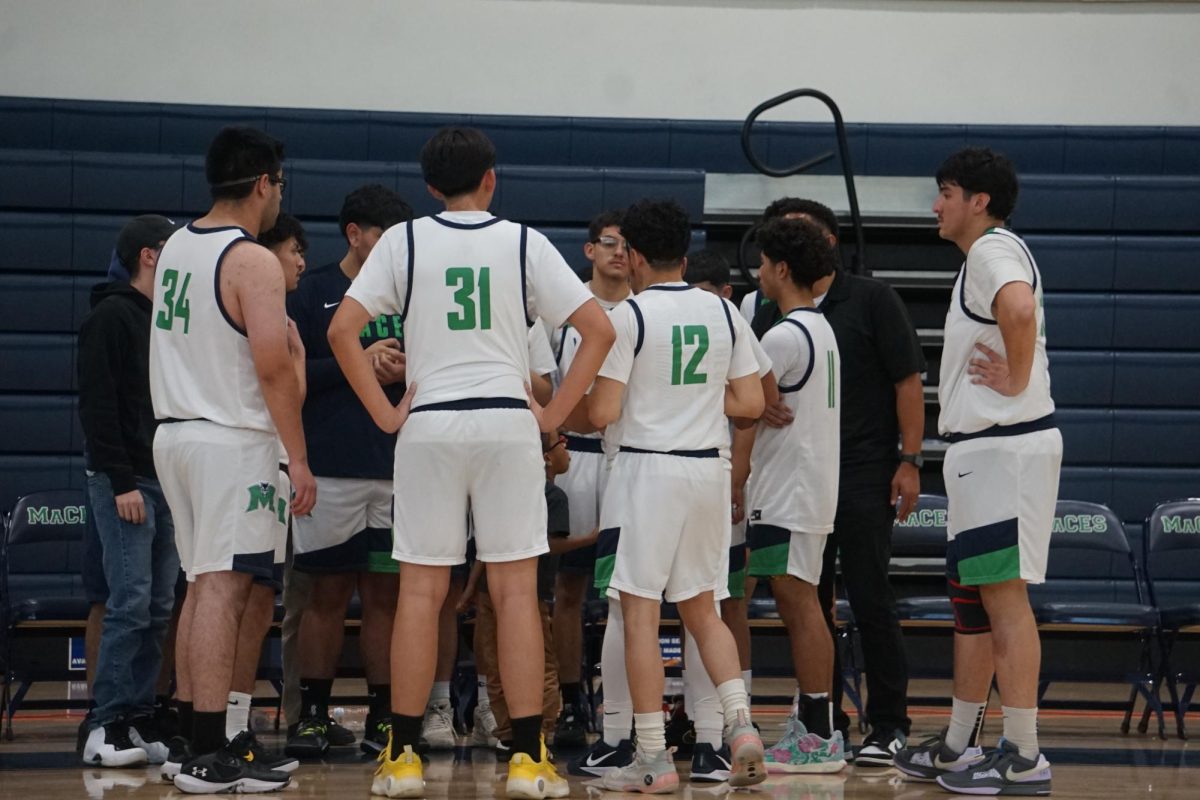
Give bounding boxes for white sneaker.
[126,716,170,764]
[81,723,149,768]
[472,704,499,747]
[422,701,457,750]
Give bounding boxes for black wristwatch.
[899,452,924,468]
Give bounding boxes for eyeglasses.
[267,175,287,189]
[543,434,568,453]
[592,235,627,251]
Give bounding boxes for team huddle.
[78,123,1060,797]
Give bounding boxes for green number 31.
[445,267,492,330]
[155,269,192,334]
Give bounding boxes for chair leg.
[1133,678,1167,740]
[6,680,32,741]
[1123,682,1141,734]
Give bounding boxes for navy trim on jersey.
[213,235,253,337]
[519,224,533,327]
[989,228,1040,293]
[564,435,604,454]
[553,325,569,366]
[627,298,645,357]
[958,229,1041,326]
[620,445,719,459]
[957,261,997,325]
[720,296,736,346]
[411,397,528,413]
[430,214,504,230]
[186,222,255,239]
[776,317,816,393]
[642,284,692,292]
[400,219,415,322]
[943,413,1057,443]
[156,416,208,424]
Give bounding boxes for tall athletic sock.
[946,697,987,754]
[684,630,722,747]
[799,692,832,739]
[367,684,391,722]
[177,701,194,741]
[225,691,252,739]
[681,669,695,719]
[299,677,333,721]
[634,711,667,755]
[742,669,753,701]
[601,599,633,747]
[790,687,801,719]
[1002,706,1040,760]
[429,681,451,707]
[390,713,423,758]
[511,715,542,760]
[561,682,581,712]
[192,710,226,755]
[476,676,491,711]
[716,679,751,726]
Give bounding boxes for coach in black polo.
[753,197,924,766]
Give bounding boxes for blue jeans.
[88,472,180,726]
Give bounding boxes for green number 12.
[671,324,709,385]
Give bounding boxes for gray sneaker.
[936,740,1051,796]
[724,708,766,788]
[599,747,679,794]
[895,728,985,781]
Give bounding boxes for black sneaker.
[75,713,94,755]
[160,736,193,782]
[936,740,1052,796]
[690,742,732,783]
[327,719,356,747]
[229,729,300,773]
[665,711,695,760]
[173,746,290,794]
[553,707,587,750]
[855,726,907,767]
[361,715,391,756]
[568,737,634,776]
[285,717,331,758]
[126,714,171,764]
[153,702,181,739]
[894,728,985,782]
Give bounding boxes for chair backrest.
[1037,499,1142,604]
[4,488,88,580]
[1143,498,1200,607]
[891,494,949,558]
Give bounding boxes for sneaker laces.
[296,718,329,738]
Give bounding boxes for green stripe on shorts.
[366,549,399,574]
[955,545,1020,585]
[727,566,747,599]
[748,543,789,578]
[593,554,616,595]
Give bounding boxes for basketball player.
[150,126,315,794]
[328,127,614,799]
[587,199,766,792]
[895,148,1060,796]
[742,218,846,773]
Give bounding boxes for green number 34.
[445,267,492,330]
[155,269,192,334]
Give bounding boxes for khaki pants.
[280,559,312,727]
[475,593,560,740]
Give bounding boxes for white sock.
[684,632,721,747]
[476,677,490,711]
[742,669,753,700]
[226,691,252,739]
[601,598,632,746]
[430,681,451,706]
[716,679,750,727]
[946,697,987,754]
[790,687,801,718]
[1002,706,1039,760]
[634,711,666,755]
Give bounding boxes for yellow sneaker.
[371,736,424,799]
[506,737,569,799]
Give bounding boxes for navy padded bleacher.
[1111,469,1200,528]
[1058,467,1113,510]
[471,115,572,167]
[0,334,75,391]
[1024,235,1115,291]
[965,125,1066,174]
[51,100,163,154]
[160,104,269,155]
[574,119,671,169]
[1113,353,1200,408]
[0,97,54,149]
[601,168,705,218]
[0,397,78,454]
[0,213,74,273]
[72,214,151,273]
[288,159,398,217]
[1057,409,1113,466]
[71,153,184,214]
[1163,128,1200,175]
[1043,294,1113,349]
[0,457,85,519]
[366,111,470,163]
[864,124,967,177]
[1113,177,1200,233]
[1114,237,1200,292]
[0,150,72,210]
[1047,351,1113,406]
[496,166,603,223]
[666,121,746,173]
[1013,176,1114,232]
[1113,411,1200,467]
[1063,127,1165,176]
[1113,296,1200,351]
[264,107,372,162]
[764,121,869,177]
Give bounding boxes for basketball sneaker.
[421,700,457,750]
[599,746,679,794]
[371,737,425,799]
[126,714,170,764]
[552,706,587,749]
[160,736,192,782]
[894,727,985,781]
[855,726,907,767]
[362,714,392,756]
[689,742,732,782]
[82,721,149,768]
[936,740,1052,796]
[228,729,299,773]
[285,716,331,758]
[725,708,767,787]
[762,717,846,774]
[173,745,290,794]
[568,737,634,776]
[471,704,499,748]
[507,737,570,799]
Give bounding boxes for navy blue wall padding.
[539,227,591,275]
[264,108,372,161]
[52,100,162,154]
[1063,127,1165,175]
[1014,176,1114,232]
[1114,237,1200,292]
[1112,469,1200,524]
[366,111,470,163]
[0,275,78,333]
[182,155,215,215]
[574,119,671,169]
[1163,129,1200,174]
[394,164,443,218]
[72,214,142,273]
[1043,294,1113,349]
[298,221,346,271]
[1056,409,1113,466]
[0,334,75,391]
[865,124,967,176]
[1113,352,1200,408]
[472,115,572,166]
[496,166,603,223]
[0,456,85,511]
[602,168,705,219]
[72,153,184,213]
[0,97,55,149]
[965,125,1066,174]
[0,396,77,453]
[667,121,747,173]
[0,212,74,272]
[1024,235,1115,291]
[0,150,72,209]
[1057,467,1113,509]
[1113,410,1200,466]
[287,159,399,217]
[1113,296,1200,351]
[1113,177,1200,233]
[160,104,269,155]
[763,121,869,178]
[1047,351,1113,406]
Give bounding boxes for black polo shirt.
[819,268,924,476]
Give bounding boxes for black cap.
[115,215,178,268]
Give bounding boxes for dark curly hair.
[936,146,1019,221]
[756,217,837,289]
[621,199,691,268]
[761,197,839,238]
[258,213,307,254]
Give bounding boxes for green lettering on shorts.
[747,543,789,579]
[246,482,277,513]
[955,545,1021,586]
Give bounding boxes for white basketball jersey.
[598,283,759,454]
[747,308,840,533]
[346,211,591,407]
[149,224,275,433]
[555,288,624,441]
[938,228,1055,436]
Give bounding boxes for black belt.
[619,445,720,459]
[411,397,528,413]
[565,435,604,454]
[156,416,208,424]
[943,413,1058,444]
